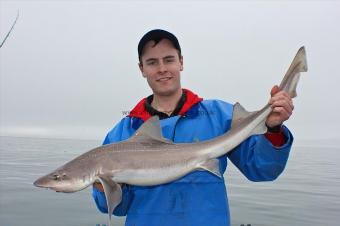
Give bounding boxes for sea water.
[0,136,339,226]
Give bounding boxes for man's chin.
[153,87,181,97]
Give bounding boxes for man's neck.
[151,89,183,115]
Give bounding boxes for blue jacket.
[92,91,293,226]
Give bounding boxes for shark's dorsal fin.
[231,102,267,135]
[231,102,254,129]
[129,116,173,144]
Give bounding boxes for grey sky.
[0,0,339,141]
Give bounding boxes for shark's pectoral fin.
[98,176,122,226]
[197,158,222,178]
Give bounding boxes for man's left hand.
[266,85,294,128]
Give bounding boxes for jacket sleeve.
[227,125,293,181]
[92,118,134,216]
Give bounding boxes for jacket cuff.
[259,125,294,150]
[264,127,285,147]
[265,123,296,147]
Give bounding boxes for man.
[92,29,294,226]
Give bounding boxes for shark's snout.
[33,172,66,191]
[33,176,52,189]
[34,170,90,193]
[33,178,41,187]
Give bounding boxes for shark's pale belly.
[111,159,199,186]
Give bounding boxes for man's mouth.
[156,77,172,82]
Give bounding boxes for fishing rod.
[0,11,19,48]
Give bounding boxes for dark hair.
[138,29,182,62]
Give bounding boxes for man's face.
[139,39,183,97]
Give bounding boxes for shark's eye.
[53,174,60,180]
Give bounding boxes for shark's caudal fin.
[230,47,308,135]
[98,176,123,226]
[279,46,308,98]
[128,116,173,144]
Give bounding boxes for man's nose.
[158,62,167,73]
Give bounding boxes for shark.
[34,46,307,226]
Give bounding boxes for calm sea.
[0,136,339,226]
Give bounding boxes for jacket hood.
[128,89,203,121]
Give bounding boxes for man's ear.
[139,62,146,78]
[180,56,184,71]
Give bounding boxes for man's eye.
[147,61,156,65]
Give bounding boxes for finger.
[270,85,280,97]
[271,90,291,100]
[269,92,293,105]
[271,107,292,119]
[270,99,294,112]
[272,106,292,119]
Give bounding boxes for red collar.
[128,89,203,121]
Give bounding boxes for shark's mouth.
[33,179,60,192]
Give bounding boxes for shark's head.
[34,167,93,193]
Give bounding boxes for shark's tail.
[279,46,308,98]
